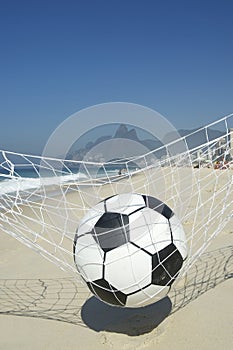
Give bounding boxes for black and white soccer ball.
[73,193,187,307]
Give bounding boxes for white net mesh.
[0,114,232,305]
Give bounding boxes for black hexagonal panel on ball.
[152,243,183,286]
[92,212,130,252]
[87,279,127,306]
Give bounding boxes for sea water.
[0,165,133,196]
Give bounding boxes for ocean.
[0,164,135,196]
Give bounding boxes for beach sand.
[0,168,232,350]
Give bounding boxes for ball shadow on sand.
[81,295,172,336]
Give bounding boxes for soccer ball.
[73,193,187,307]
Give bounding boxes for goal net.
[0,114,232,284]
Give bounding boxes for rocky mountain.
[66,123,225,162]
[114,124,140,141]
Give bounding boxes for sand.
[0,168,232,350]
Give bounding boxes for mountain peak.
[114,124,139,141]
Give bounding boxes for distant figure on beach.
[118,168,127,175]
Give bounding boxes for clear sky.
[0,0,232,154]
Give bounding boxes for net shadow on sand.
[0,245,232,336]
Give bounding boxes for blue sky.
[0,0,232,154]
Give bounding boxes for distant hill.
[66,124,226,161]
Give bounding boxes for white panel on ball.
[129,207,171,254]
[106,193,145,215]
[126,284,170,307]
[74,234,104,281]
[105,242,151,294]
